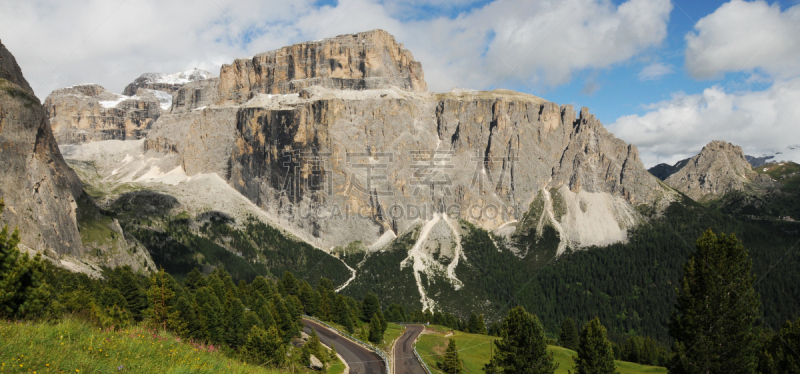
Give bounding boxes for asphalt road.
[394,325,427,374]
[302,319,386,374]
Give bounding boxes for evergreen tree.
[107,266,147,320]
[242,325,285,367]
[361,292,381,322]
[574,318,617,374]
[489,321,501,337]
[369,313,384,344]
[317,291,332,321]
[669,230,760,374]
[560,318,580,351]
[298,281,316,315]
[145,268,178,330]
[280,271,298,296]
[378,309,388,333]
[468,312,488,334]
[441,338,464,374]
[184,268,207,290]
[0,202,51,320]
[486,306,557,374]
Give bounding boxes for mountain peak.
[664,140,771,201]
[218,29,427,102]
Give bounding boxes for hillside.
[414,325,667,374]
[0,319,279,373]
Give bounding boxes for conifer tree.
[560,318,580,351]
[574,318,617,374]
[280,271,298,296]
[468,312,488,334]
[441,338,464,374]
[369,313,384,343]
[361,292,381,322]
[0,200,51,319]
[486,306,557,374]
[108,266,147,320]
[145,268,179,331]
[242,325,285,367]
[669,230,760,374]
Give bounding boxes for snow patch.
[149,89,173,110]
[97,94,129,108]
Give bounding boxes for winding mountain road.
[302,319,386,374]
[394,325,427,374]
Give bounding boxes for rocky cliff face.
[123,68,214,96]
[0,40,84,256]
[218,29,427,103]
[0,40,155,276]
[170,78,219,114]
[664,140,775,201]
[44,84,163,144]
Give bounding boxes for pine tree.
[574,318,618,374]
[242,325,285,367]
[369,313,384,344]
[486,306,557,374]
[361,292,381,322]
[559,318,580,351]
[145,268,179,331]
[441,338,464,374]
[468,312,488,334]
[280,271,298,296]
[107,266,147,321]
[0,200,51,320]
[184,268,207,290]
[669,230,760,374]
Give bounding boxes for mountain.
[44,84,163,144]
[52,30,677,315]
[0,40,155,276]
[745,154,775,167]
[44,69,215,145]
[662,140,776,201]
[647,158,690,180]
[122,68,214,96]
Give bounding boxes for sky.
[1,0,799,167]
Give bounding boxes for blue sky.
[1,0,799,166]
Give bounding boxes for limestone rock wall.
[170,78,220,114]
[218,29,427,103]
[0,40,84,256]
[44,84,162,144]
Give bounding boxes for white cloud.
[685,0,800,80]
[0,0,672,100]
[609,78,800,167]
[638,62,673,81]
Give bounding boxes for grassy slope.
[0,319,279,374]
[415,326,666,374]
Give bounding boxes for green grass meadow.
[415,325,667,374]
[0,318,280,374]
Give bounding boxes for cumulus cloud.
[0,0,672,100]
[638,62,673,81]
[685,0,800,80]
[609,78,800,167]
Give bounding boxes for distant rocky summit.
[218,29,427,102]
[44,69,215,145]
[662,140,775,201]
[123,68,214,96]
[44,84,163,144]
